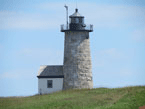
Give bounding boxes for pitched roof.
[37,65,63,78]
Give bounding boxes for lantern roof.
[69,8,84,18]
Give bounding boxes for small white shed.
[37,65,64,94]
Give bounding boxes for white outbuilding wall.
[38,78,63,94]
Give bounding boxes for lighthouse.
[61,8,93,89]
[37,7,93,94]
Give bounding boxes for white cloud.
[0,69,36,80]
[0,44,3,57]
[0,2,144,30]
[99,48,123,58]
[119,69,134,76]
[19,48,52,57]
[0,11,61,30]
[19,48,63,58]
[0,47,64,79]
[76,3,145,28]
[0,72,19,79]
[16,48,63,65]
[0,44,2,49]
[132,28,145,42]
[0,72,24,79]
[92,48,124,68]
[35,2,64,10]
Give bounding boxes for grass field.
[0,86,145,109]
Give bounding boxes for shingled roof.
[37,65,64,78]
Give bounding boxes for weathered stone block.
[63,32,93,90]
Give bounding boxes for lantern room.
[69,8,85,30]
[61,8,93,32]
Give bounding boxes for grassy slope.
[0,86,145,109]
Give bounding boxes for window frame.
[47,80,53,88]
[71,18,76,23]
[79,18,82,23]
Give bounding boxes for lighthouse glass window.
[79,18,82,23]
[47,80,53,88]
[71,18,75,23]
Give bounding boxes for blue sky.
[0,0,145,97]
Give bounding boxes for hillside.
[0,86,145,109]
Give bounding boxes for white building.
[37,65,64,94]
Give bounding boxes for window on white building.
[47,80,53,88]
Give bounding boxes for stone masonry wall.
[63,31,93,90]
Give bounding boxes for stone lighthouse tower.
[61,8,93,90]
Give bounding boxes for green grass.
[0,86,145,109]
